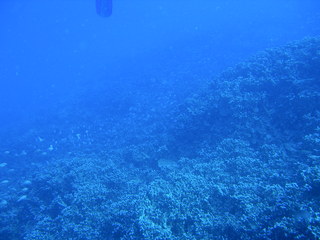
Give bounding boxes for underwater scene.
[1,0,320,239]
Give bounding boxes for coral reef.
[1,37,320,239]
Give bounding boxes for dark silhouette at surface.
[96,0,112,17]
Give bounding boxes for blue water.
[0,0,320,239]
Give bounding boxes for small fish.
[0,200,8,207]
[0,162,7,167]
[309,155,320,160]
[23,180,32,186]
[17,195,27,202]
